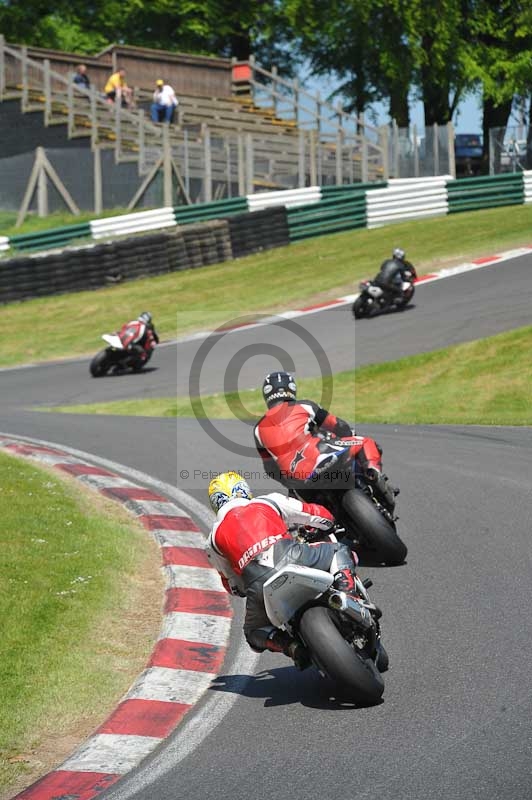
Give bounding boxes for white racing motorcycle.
[263,552,386,704]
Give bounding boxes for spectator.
[151,78,178,124]
[104,67,133,108]
[73,64,90,91]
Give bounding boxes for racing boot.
[266,630,310,671]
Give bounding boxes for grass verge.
[46,325,532,426]
[1,204,532,368]
[0,450,162,799]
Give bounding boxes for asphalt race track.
[2,254,532,800]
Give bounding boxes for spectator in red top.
[205,471,360,668]
[254,371,397,510]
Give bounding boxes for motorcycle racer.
[253,372,397,510]
[117,311,159,365]
[206,471,362,669]
[373,247,417,300]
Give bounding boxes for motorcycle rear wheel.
[341,489,407,565]
[299,605,384,704]
[352,296,371,319]
[89,349,112,377]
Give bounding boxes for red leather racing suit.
[205,494,357,652]
[118,320,159,362]
[253,399,382,490]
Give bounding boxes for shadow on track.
[210,666,383,710]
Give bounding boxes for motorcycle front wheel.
[352,295,371,319]
[299,605,384,704]
[341,489,407,565]
[89,349,113,377]
[397,285,415,309]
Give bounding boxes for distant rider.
[254,371,398,511]
[373,247,417,300]
[117,311,159,364]
[206,471,363,668]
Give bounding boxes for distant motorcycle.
[352,272,415,319]
[263,533,386,703]
[89,327,155,377]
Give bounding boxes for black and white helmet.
[138,311,152,325]
[262,371,297,408]
[393,247,405,261]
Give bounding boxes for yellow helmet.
[208,471,252,513]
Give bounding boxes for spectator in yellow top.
[104,68,132,107]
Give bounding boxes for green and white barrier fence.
[2,172,532,256]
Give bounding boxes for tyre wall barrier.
[4,173,530,260]
[0,220,234,303]
[228,206,289,259]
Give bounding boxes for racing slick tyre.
[300,605,384,704]
[341,489,407,565]
[89,349,112,377]
[352,296,371,319]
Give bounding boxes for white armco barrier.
[522,170,532,203]
[90,207,176,239]
[366,177,449,228]
[247,186,322,212]
[0,236,10,252]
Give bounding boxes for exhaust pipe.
[328,591,373,630]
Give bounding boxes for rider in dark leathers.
[373,248,417,300]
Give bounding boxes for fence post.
[237,132,245,196]
[336,128,343,185]
[392,120,399,177]
[37,152,49,217]
[379,126,389,180]
[163,124,173,206]
[433,122,439,175]
[298,130,305,188]
[67,80,74,137]
[447,121,456,178]
[413,123,419,177]
[90,85,98,147]
[292,78,300,125]
[0,34,5,100]
[94,144,103,214]
[249,54,256,104]
[315,91,322,134]
[114,100,121,162]
[43,59,51,125]
[359,113,368,183]
[137,108,145,173]
[245,133,253,194]
[309,129,317,185]
[21,45,29,112]
[184,129,191,198]
[203,124,212,202]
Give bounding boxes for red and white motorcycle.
[89,320,156,377]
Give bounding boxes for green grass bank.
[1,205,531,368]
[47,325,532,427]
[0,450,162,798]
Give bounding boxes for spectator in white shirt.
[151,79,178,123]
